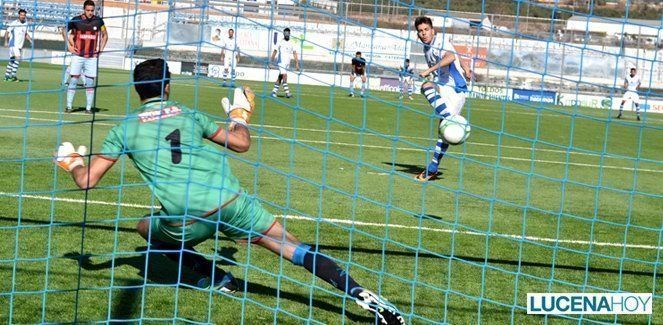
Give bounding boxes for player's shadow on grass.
[413,214,444,221]
[64,246,239,285]
[109,279,143,321]
[66,107,109,113]
[62,248,373,323]
[383,162,446,178]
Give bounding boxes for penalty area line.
[1,191,661,251]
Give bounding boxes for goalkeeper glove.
[55,142,87,172]
[221,86,255,130]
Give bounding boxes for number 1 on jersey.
[165,129,182,164]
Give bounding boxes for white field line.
[1,191,661,251]
[0,113,117,127]
[2,108,560,148]
[4,77,663,124]
[0,113,661,173]
[0,108,660,162]
[257,135,663,173]
[0,107,659,161]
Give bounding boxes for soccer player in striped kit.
[4,9,32,82]
[414,16,471,182]
[64,0,107,114]
[398,58,414,100]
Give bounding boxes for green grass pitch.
[0,62,662,324]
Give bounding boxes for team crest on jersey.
[139,106,182,123]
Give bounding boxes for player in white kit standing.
[220,28,240,87]
[398,58,415,100]
[617,67,642,121]
[270,28,299,98]
[4,9,32,82]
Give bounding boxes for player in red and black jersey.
[64,0,108,114]
[349,51,367,97]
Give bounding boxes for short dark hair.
[229,28,234,31]
[133,59,171,101]
[18,9,26,15]
[405,58,410,62]
[284,27,290,32]
[356,51,362,55]
[83,0,95,9]
[415,16,433,29]
[630,68,636,71]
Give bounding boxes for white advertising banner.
[558,92,663,114]
[209,26,411,67]
[469,85,511,100]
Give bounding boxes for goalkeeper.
[55,59,403,325]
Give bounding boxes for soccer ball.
[439,115,471,145]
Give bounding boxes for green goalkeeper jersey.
[100,99,241,217]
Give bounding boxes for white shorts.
[622,91,639,104]
[223,55,236,71]
[70,55,98,78]
[278,64,290,75]
[9,47,21,58]
[437,84,466,116]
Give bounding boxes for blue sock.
[422,86,450,118]
[293,244,362,297]
[427,138,449,174]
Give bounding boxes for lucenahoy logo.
[527,293,652,315]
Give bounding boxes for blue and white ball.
[439,115,471,145]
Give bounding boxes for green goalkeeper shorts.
[148,193,276,246]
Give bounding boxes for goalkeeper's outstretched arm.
[54,142,115,190]
[208,124,251,153]
[70,157,115,189]
[210,85,255,153]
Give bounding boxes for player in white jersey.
[4,9,32,82]
[270,28,299,98]
[220,28,240,87]
[398,58,415,100]
[414,16,472,182]
[617,67,641,121]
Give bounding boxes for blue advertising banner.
[512,89,557,104]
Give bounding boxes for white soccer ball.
[439,114,471,145]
